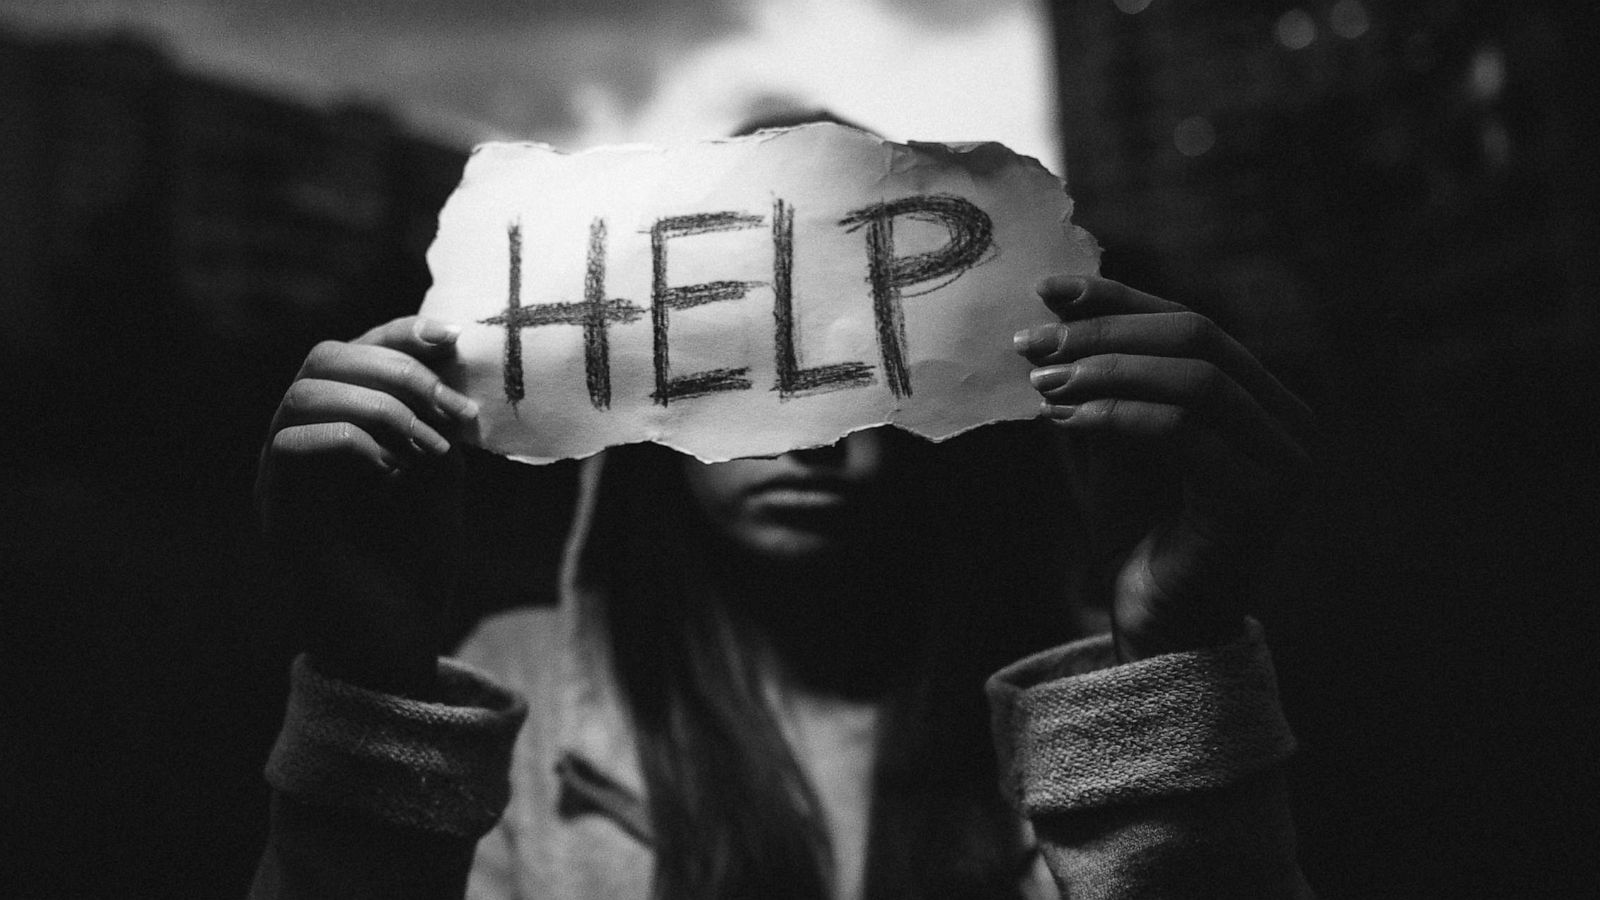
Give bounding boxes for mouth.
[744,476,857,513]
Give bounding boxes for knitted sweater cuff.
[986,619,1296,817]
[266,654,529,840]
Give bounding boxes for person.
[249,260,1317,898]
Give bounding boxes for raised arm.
[249,317,526,899]
[1003,276,1317,897]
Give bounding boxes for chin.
[736,524,846,563]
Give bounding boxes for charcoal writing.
[839,195,993,398]
[480,218,646,408]
[771,198,876,399]
[484,194,991,408]
[649,212,765,405]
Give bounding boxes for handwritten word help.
[420,125,1095,463]
[481,194,993,410]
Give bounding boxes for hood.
[549,451,645,799]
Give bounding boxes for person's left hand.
[1014,275,1317,662]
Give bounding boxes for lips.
[743,476,857,513]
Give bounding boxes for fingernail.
[416,319,461,345]
[1029,364,1074,392]
[418,429,451,456]
[1014,324,1065,354]
[435,383,480,420]
[1036,275,1087,303]
[1042,402,1077,421]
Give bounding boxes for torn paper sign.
[420,122,1100,464]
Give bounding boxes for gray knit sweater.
[251,617,1312,899]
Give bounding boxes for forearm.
[250,655,527,900]
[250,795,480,900]
[989,621,1312,899]
[1029,770,1311,899]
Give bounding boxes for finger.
[1042,396,1196,443]
[272,379,453,458]
[355,316,463,357]
[1013,276,1174,363]
[1029,354,1309,470]
[1018,311,1316,442]
[350,315,478,423]
[1034,274,1187,320]
[297,340,479,429]
[267,421,406,478]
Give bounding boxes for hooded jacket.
[251,452,1314,900]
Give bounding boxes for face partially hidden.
[682,428,893,562]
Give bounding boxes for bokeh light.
[1173,115,1215,157]
[1274,9,1317,50]
[1328,0,1370,40]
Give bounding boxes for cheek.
[682,459,768,529]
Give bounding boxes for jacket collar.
[553,454,646,804]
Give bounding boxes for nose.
[786,428,887,479]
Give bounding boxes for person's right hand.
[256,316,480,697]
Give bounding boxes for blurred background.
[2,1,1595,897]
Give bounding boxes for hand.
[256,316,480,695]
[1014,276,1317,661]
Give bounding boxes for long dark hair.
[587,422,1084,900]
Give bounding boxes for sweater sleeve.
[249,654,528,900]
[987,621,1315,900]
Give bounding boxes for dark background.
[4,2,1597,897]
[1050,3,1599,896]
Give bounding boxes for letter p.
[839,195,993,398]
